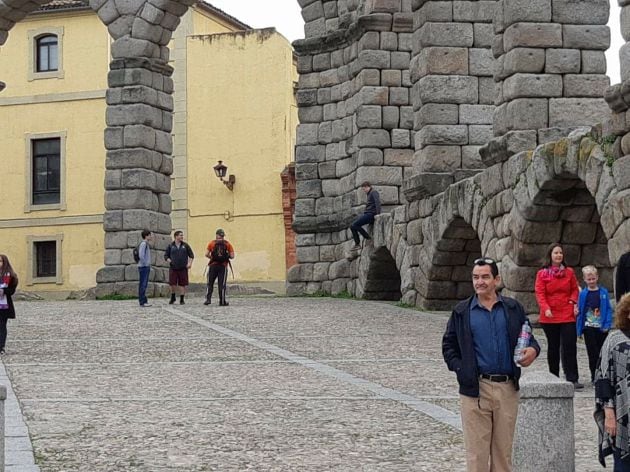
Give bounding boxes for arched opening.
[418,217,481,310]
[506,179,612,314]
[361,247,402,301]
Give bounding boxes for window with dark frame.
[36,35,58,72]
[32,138,60,205]
[35,241,56,278]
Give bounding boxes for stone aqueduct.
[0,0,630,309]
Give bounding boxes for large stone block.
[384,148,414,166]
[469,48,494,76]
[416,103,459,127]
[552,0,609,25]
[548,98,610,127]
[505,99,549,131]
[356,167,403,186]
[469,125,493,145]
[412,47,468,79]
[503,23,562,52]
[419,22,474,47]
[106,189,158,211]
[545,48,580,74]
[563,25,610,50]
[452,1,495,22]
[417,125,468,146]
[503,0,551,25]
[358,49,391,69]
[415,76,478,104]
[296,179,322,198]
[581,50,606,74]
[295,145,325,163]
[416,146,462,172]
[503,74,562,101]
[563,74,610,98]
[356,129,391,148]
[460,104,494,124]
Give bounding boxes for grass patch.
[302,290,354,299]
[96,294,137,301]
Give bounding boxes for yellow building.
[0,1,298,296]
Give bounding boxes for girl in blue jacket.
[577,265,613,383]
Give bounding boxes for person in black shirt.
[164,230,194,305]
[347,181,381,260]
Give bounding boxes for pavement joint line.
[165,306,463,431]
[0,360,40,471]
[4,357,434,367]
[20,394,461,402]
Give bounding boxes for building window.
[36,35,58,72]
[25,132,66,212]
[27,235,63,285]
[32,138,61,205]
[35,241,56,278]
[28,27,64,81]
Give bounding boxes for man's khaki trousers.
[460,378,519,472]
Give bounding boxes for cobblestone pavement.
[0,297,602,471]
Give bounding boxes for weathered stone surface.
[503,48,546,77]
[549,98,610,127]
[563,25,610,50]
[545,48,580,74]
[503,23,562,52]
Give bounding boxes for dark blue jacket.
[364,189,381,215]
[442,295,541,398]
[576,286,613,336]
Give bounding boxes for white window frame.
[25,131,67,212]
[28,27,64,81]
[27,234,64,285]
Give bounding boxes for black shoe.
[220,301,229,306]
[573,382,584,390]
[180,300,185,305]
[169,296,176,305]
[0,349,6,355]
[203,300,211,305]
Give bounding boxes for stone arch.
[0,0,195,295]
[416,215,482,311]
[358,246,402,301]
[502,130,623,313]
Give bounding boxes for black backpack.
[133,242,142,263]
[211,240,230,263]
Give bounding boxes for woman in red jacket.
[535,243,583,389]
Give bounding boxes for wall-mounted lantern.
[213,160,235,191]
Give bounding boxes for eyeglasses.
[473,257,496,265]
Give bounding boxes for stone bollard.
[512,371,574,472]
[0,385,6,471]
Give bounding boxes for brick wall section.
[281,164,297,270]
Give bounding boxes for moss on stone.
[553,138,568,158]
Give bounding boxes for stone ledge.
[402,173,453,201]
[519,371,575,398]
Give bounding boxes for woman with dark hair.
[0,255,18,355]
[534,243,582,389]
[594,293,630,470]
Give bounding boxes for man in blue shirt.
[442,257,540,472]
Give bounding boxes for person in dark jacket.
[164,230,194,305]
[347,181,381,260]
[616,251,630,302]
[0,255,18,355]
[442,257,540,472]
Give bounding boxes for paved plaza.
[0,296,604,471]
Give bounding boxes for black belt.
[480,374,513,383]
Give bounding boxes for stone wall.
[0,0,195,296]
[288,0,630,313]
